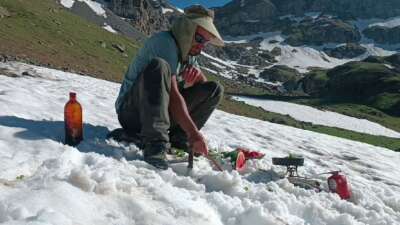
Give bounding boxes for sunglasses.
[194,32,210,45]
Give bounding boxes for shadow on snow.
[0,115,142,160]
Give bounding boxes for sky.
[168,0,232,9]
[1,61,400,225]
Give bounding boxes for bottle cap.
[69,92,76,98]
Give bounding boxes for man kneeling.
[114,5,224,169]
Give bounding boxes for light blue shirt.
[115,31,199,114]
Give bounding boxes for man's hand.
[188,131,208,156]
[182,65,206,87]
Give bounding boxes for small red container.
[64,92,83,146]
[328,171,352,200]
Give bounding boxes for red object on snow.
[235,151,246,172]
[328,171,352,200]
[236,147,265,160]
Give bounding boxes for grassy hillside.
[0,0,140,82]
[206,73,400,151]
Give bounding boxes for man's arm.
[169,75,208,155]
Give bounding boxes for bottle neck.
[69,93,77,101]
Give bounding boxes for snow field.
[0,62,399,225]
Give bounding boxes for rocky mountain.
[213,0,277,36]
[57,0,400,99]
[270,0,400,19]
[68,1,146,41]
[323,43,367,59]
[106,0,176,36]
[214,0,400,41]
[282,16,361,46]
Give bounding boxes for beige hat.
[184,5,224,47]
[171,5,224,62]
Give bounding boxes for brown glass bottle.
[64,92,83,146]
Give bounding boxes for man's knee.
[207,81,224,102]
[143,57,171,85]
[142,57,172,105]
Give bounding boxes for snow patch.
[161,7,174,14]
[60,0,107,18]
[369,16,400,28]
[103,24,117,33]
[60,0,74,8]
[233,96,400,138]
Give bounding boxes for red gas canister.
[328,171,351,200]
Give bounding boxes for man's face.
[188,26,214,56]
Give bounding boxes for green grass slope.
[0,0,140,82]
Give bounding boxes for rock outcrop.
[323,43,367,59]
[214,0,277,36]
[363,26,400,45]
[260,65,301,83]
[283,16,361,46]
[214,0,400,37]
[108,0,172,35]
[0,6,10,18]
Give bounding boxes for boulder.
[214,0,277,36]
[0,6,10,18]
[363,53,400,72]
[300,69,329,96]
[260,65,301,83]
[284,16,361,46]
[363,26,400,44]
[326,61,400,100]
[323,43,367,59]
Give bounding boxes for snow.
[103,24,117,33]
[369,16,400,29]
[201,52,235,69]
[200,66,218,75]
[222,27,399,75]
[360,44,397,57]
[224,32,352,73]
[1,61,400,225]
[161,7,174,14]
[258,35,351,73]
[232,96,400,139]
[59,0,107,18]
[279,13,326,23]
[305,12,322,19]
[245,20,260,23]
[210,62,227,69]
[60,0,74,8]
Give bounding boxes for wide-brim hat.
[184,5,224,47]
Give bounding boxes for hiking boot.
[143,141,170,170]
[106,128,143,148]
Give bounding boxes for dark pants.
[118,58,224,146]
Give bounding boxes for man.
[113,5,224,169]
